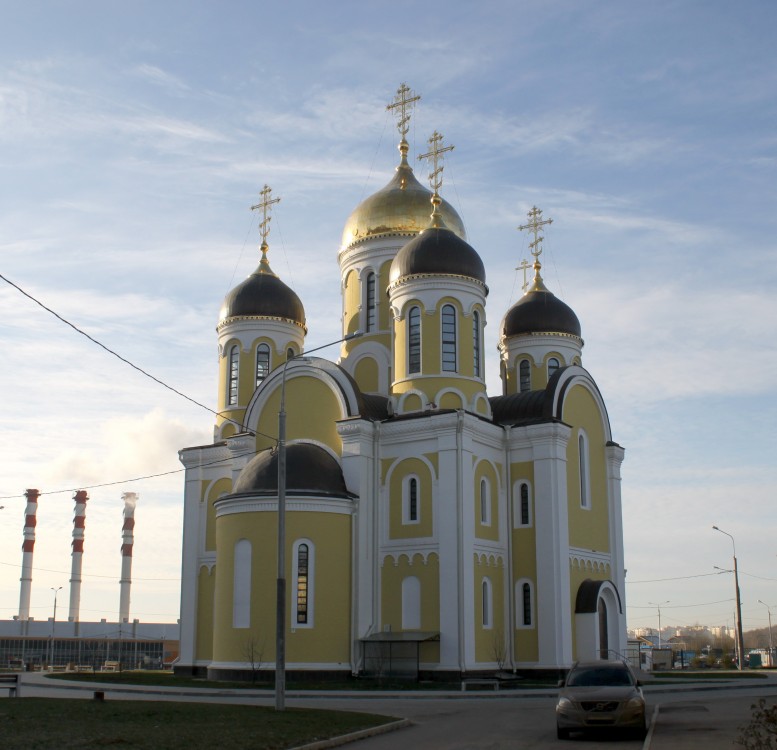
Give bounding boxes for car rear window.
[567,666,634,687]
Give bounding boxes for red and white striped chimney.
[119,492,137,623]
[18,488,39,621]
[68,490,88,622]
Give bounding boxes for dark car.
[555,660,647,740]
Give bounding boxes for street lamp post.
[758,600,774,667]
[712,526,746,670]
[648,600,670,649]
[275,331,362,712]
[49,586,62,667]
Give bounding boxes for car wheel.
[557,725,570,740]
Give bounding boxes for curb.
[288,719,411,750]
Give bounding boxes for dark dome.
[501,287,581,338]
[389,226,486,286]
[219,255,305,327]
[232,443,351,497]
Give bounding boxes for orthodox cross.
[386,82,420,139]
[251,185,281,247]
[516,258,532,292]
[418,131,454,195]
[518,205,553,264]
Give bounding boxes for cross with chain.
[518,205,553,262]
[250,185,281,245]
[418,131,454,194]
[386,83,420,139]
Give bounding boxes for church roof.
[218,248,306,328]
[389,225,486,286]
[501,284,581,339]
[231,443,355,498]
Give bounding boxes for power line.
[626,572,723,584]
[0,272,276,442]
[0,561,179,582]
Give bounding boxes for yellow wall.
[473,554,505,663]
[387,458,435,539]
[563,384,609,553]
[380,552,440,663]
[204,478,232,552]
[195,565,215,661]
[473,460,500,541]
[212,510,352,664]
[354,356,379,393]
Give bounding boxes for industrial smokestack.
[68,490,88,622]
[18,488,39,621]
[119,492,137,623]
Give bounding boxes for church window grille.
[441,304,457,372]
[548,357,560,379]
[293,540,314,626]
[473,311,481,377]
[519,359,531,392]
[408,477,418,522]
[408,306,421,374]
[480,478,491,526]
[522,583,532,626]
[482,578,493,629]
[256,344,270,386]
[365,272,377,332]
[519,482,530,526]
[228,346,239,405]
[579,431,590,509]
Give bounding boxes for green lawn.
[0,698,397,750]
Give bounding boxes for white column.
[606,442,627,654]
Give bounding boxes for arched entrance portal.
[575,579,623,662]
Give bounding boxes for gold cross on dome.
[516,258,532,291]
[387,83,421,139]
[418,131,454,194]
[250,185,281,245]
[518,205,553,262]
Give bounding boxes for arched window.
[482,578,493,629]
[402,576,421,630]
[404,476,419,523]
[286,347,294,362]
[516,579,534,628]
[256,343,270,386]
[365,272,377,332]
[548,357,560,379]
[441,304,457,372]
[227,346,239,405]
[232,539,251,628]
[519,482,530,526]
[473,311,481,377]
[293,539,314,626]
[480,478,491,526]
[408,306,421,374]
[579,430,590,509]
[519,359,531,392]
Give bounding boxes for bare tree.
[491,629,507,673]
[242,637,265,684]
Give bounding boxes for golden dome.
[341,150,466,249]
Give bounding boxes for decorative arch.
[574,579,623,661]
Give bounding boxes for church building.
[176,85,627,680]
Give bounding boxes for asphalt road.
[14,672,777,749]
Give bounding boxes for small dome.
[389,226,486,286]
[232,444,352,497]
[501,286,581,339]
[341,158,466,248]
[218,252,305,328]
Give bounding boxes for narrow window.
[401,576,421,630]
[480,478,491,525]
[365,272,377,332]
[295,542,311,625]
[292,539,315,627]
[232,539,251,628]
[519,359,531,392]
[286,347,294,361]
[548,357,560,379]
[256,343,270,386]
[441,304,457,372]
[408,477,418,522]
[579,431,590,509]
[228,346,239,405]
[473,311,481,377]
[522,582,532,626]
[520,483,530,526]
[482,578,492,629]
[408,306,421,374]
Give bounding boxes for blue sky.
[1,1,776,638]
